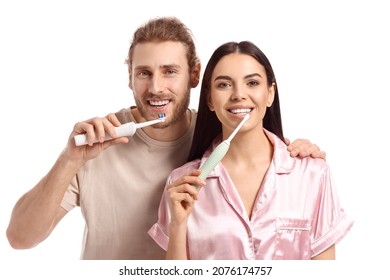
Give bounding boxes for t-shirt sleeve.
[148,176,173,251]
[310,165,354,257]
[60,174,80,211]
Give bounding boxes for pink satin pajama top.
[148,130,354,259]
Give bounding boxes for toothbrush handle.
[74,123,136,146]
[199,141,229,180]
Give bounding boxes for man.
[6,17,325,259]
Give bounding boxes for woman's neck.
[222,128,273,167]
[221,128,273,219]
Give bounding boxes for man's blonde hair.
[125,17,199,73]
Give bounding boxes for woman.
[148,41,353,260]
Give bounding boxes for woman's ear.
[208,96,215,111]
[190,62,201,88]
[267,83,276,107]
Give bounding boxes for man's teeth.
[149,100,169,106]
[230,108,252,114]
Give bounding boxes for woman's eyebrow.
[214,75,232,81]
[244,73,262,79]
[214,73,262,81]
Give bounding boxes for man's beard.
[135,87,191,129]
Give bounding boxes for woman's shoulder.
[290,156,331,182]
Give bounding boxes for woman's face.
[209,53,275,134]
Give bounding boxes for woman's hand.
[166,170,205,260]
[167,170,206,225]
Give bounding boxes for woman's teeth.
[229,108,252,114]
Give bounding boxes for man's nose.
[150,74,165,94]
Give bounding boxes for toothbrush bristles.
[158,113,166,120]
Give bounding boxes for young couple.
[7,17,352,260]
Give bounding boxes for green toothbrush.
[198,113,250,181]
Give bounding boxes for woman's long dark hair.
[187,41,284,162]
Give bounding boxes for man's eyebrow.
[134,64,182,71]
[160,64,182,69]
[134,65,149,71]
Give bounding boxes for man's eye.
[165,69,176,75]
[138,71,150,77]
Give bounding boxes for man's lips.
[149,99,170,106]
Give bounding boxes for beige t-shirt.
[61,107,196,259]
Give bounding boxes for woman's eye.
[217,82,231,88]
[248,80,259,87]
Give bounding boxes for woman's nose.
[231,85,247,100]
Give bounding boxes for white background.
[1,0,389,278]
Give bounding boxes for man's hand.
[285,138,326,159]
[64,113,129,166]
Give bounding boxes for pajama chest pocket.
[274,217,311,260]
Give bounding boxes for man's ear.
[267,83,276,107]
[190,62,201,88]
[128,67,133,90]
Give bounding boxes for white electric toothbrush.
[198,113,250,180]
[74,114,166,146]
